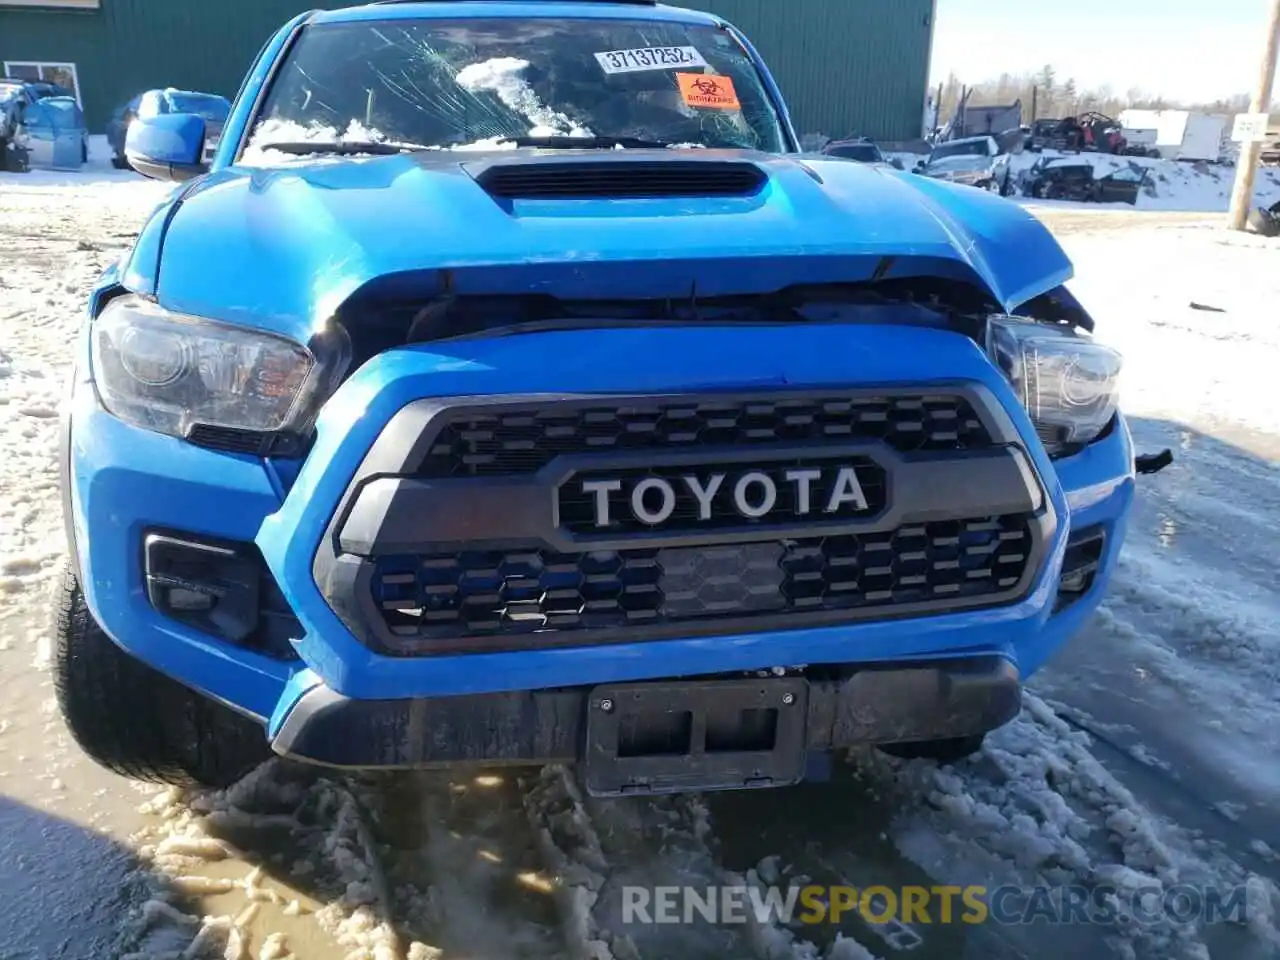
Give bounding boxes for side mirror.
[125,112,208,182]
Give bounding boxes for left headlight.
[91,296,335,445]
[986,315,1122,452]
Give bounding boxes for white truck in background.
[1119,109,1227,162]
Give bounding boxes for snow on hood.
[454,57,591,138]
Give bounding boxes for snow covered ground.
[888,146,1280,214]
[1,151,1279,960]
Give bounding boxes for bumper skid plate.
[271,657,1022,785]
[584,678,810,797]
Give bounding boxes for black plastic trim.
[338,443,1042,555]
[312,385,1056,655]
[127,156,208,183]
[270,656,1022,772]
[469,157,768,200]
[1053,522,1107,614]
[141,527,303,661]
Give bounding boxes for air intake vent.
[472,160,767,199]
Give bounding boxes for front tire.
[52,562,271,787]
[878,735,985,765]
[111,153,129,170]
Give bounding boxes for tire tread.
[52,562,270,787]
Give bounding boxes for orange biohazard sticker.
[676,72,741,110]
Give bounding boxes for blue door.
[44,97,86,169]
[22,97,85,170]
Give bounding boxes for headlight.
[986,315,1121,452]
[91,296,340,446]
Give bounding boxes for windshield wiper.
[498,135,674,150]
[257,140,426,156]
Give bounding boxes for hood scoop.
[469,157,767,199]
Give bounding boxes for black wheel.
[1247,206,1280,237]
[111,153,130,170]
[81,140,88,164]
[52,562,271,787]
[878,735,985,765]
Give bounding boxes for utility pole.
[1227,0,1280,231]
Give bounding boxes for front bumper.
[66,322,1134,751]
[274,655,1021,776]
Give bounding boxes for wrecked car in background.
[57,0,1134,799]
[820,136,902,167]
[1,77,89,171]
[1018,157,1148,205]
[0,84,88,172]
[915,135,1013,195]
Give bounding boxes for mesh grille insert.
[417,394,992,478]
[369,515,1032,650]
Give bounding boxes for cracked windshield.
[247,18,788,158]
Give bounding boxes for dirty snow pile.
[121,761,418,960]
[893,695,1280,960]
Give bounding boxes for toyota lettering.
[580,464,873,528]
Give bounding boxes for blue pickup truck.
[56,0,1134,796]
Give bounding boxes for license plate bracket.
[583,677,808,797]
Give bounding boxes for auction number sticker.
[595,46,708,74]
[676,72,741,110]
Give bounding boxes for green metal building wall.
[694,0,935,140]
[0,0,933,140]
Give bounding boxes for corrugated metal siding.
[0,0,932,139]
[691,0,934,140]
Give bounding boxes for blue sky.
[930,0,1272,102]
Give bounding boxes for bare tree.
[1060,78,1079,115]
[937,64,1260,127]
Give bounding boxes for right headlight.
[90,295,346,450]
[986,315,1122,452]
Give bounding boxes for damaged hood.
[145,150,1072,343]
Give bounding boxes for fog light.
[145,532,258,641]
[1054,524,1107,613]
[164,586,218,612]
